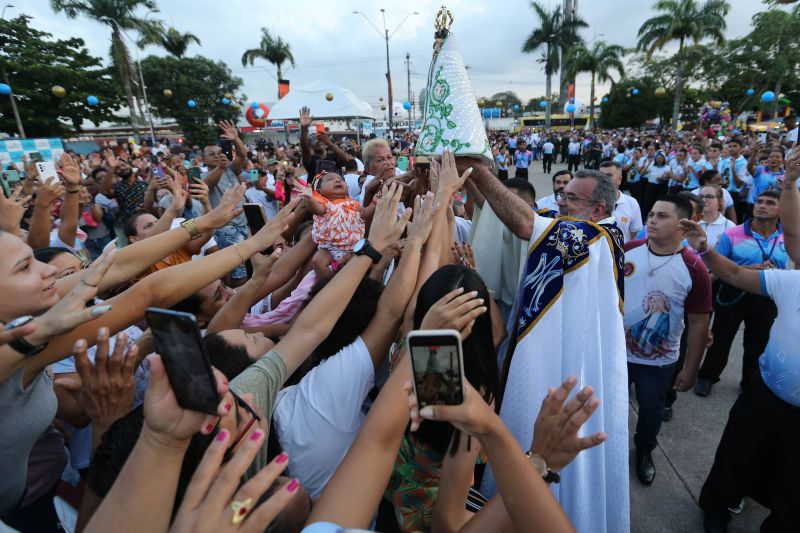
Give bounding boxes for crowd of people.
[0,104,798,533]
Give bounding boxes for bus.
[516,114,591,132]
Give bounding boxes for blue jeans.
[628,361,677,452]
[214,224,249,279]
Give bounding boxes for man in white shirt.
[567,137,582,173]
[244,169,278,219]
[341,158,361,199]
[542,139,555,174]
[600,161,643,242]
[537,169,572,213]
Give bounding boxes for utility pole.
[405,52,412,132]
[1,5,25,138]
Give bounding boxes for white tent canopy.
[266,80,374,121]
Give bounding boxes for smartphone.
[29,151,42,162]
[249,169,259,182]
[219,139,233,160]
[315,159,336,175]
[1,170,21,198]
[188,167,203,184]
[397,156,409,172]
[407,329,465,407]
[758,132,767,144]
[150,154,158,165]
[145,308,220,414]
[243,203,266,235]
[315,123,325,134]
[35,161,58,182]
[183,160,191,169]
[152,165,165,178]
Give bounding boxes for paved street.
[523,161,770,533]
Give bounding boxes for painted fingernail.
[420,406,434,418]
[91,305,112,318]
[204,423,214,433]
[250,429,263,441]
[224,403,232,413]
[215,430,228,442]
[478,298,485,304]
[275,452,288,464]
[286,479,299,492]
[73,339,86,351]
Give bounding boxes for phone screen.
[145,308,220,414]
[243,203,266,235]
[35,161,58,182]
[29,152,42,162]
[408,330,464,407]
[219,139,233,160]
[315,159,336,175]
[397,156,409,172]
[150,154,159,165]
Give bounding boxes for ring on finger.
[230,497,253,525]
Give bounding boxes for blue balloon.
[569,97,575,103]
[761,91,776,103]
[513,104,520,110]
[539,100,547,108]
[187,99,197,108]
[402,101,412,110]
[602,97,609,103]
[250,101,259,109]
[86,95,99,106]
[222,97,230,105]
[565,103,576,114]
[632,88,639,95]
[746,88,755,96]
[0,83,10,95]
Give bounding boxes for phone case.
[407,329,465,407]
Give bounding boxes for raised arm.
[679,219,761,294]
[57,154,82,248]
[272,183,411,376]
[146,180,186,237]
[299,107,314,172]
[100,150,118,196]
[780,148,800,262]
[220,120,246,176]
[456,158,533,241]
[318,131,352,165]
[360,192,435,368]
[55,185,248,297]
[27,178,65,249]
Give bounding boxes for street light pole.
[1,4,24,138]
[405,52,412,131]
[353,9,418,140]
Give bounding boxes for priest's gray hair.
[363,138,391,167]
[575,169,616,216]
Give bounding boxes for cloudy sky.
[18,0,771,116]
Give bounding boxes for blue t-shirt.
[718,156,748,194]
[716,221,787,268]
[687,159,711,190]
[515,150,533,169]
[758,269,800,407]
[747,166,785,203]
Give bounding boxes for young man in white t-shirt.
[600,160,643,242]
[536,169,572,213]
[623,194,712,486]
[541,139,555,174]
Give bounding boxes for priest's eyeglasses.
[556,192,600,204]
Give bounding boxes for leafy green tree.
[138,26,200,58]
[0,15,122,137]
[50,0,164,138]
[564,41,626,130]
[140,55,243,146]
[522,1,587,128]
[241,28,295,98]
[598,79,673,128]
[637,0,730,129]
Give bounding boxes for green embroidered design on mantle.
[418,66,472,153]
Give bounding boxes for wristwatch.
[9,336,48,358]
[180,218,202,240]
[353,238,382,263]
[526,451,560,484]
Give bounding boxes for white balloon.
[254,108,265,118]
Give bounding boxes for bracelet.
[180,218,202,240]
[66,188,80,194]
[697,245,712,256]
[232,243,245,264]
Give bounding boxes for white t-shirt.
[613,192,643,242]
[536,193,559,213]
[343,172,362,199]
[623,241,712,365]
[699,213,736,250]
[245,180,278,219]
[568,142,581,155]
[272,336,374,498]
[542,142,555,155]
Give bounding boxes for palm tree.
[139,26,201,58]
[564,41,626,130]
[557,0,588,106]
[241,28,295,98]
[637,0,730,130]
[521,1,587,129]
[51,0,163,138]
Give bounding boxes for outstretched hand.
[218,120,239,141]
[419,287,487,339]
[367,182,412,250]
[529,376,606,473]
[678,218,709,252]
[299,106,312,128]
